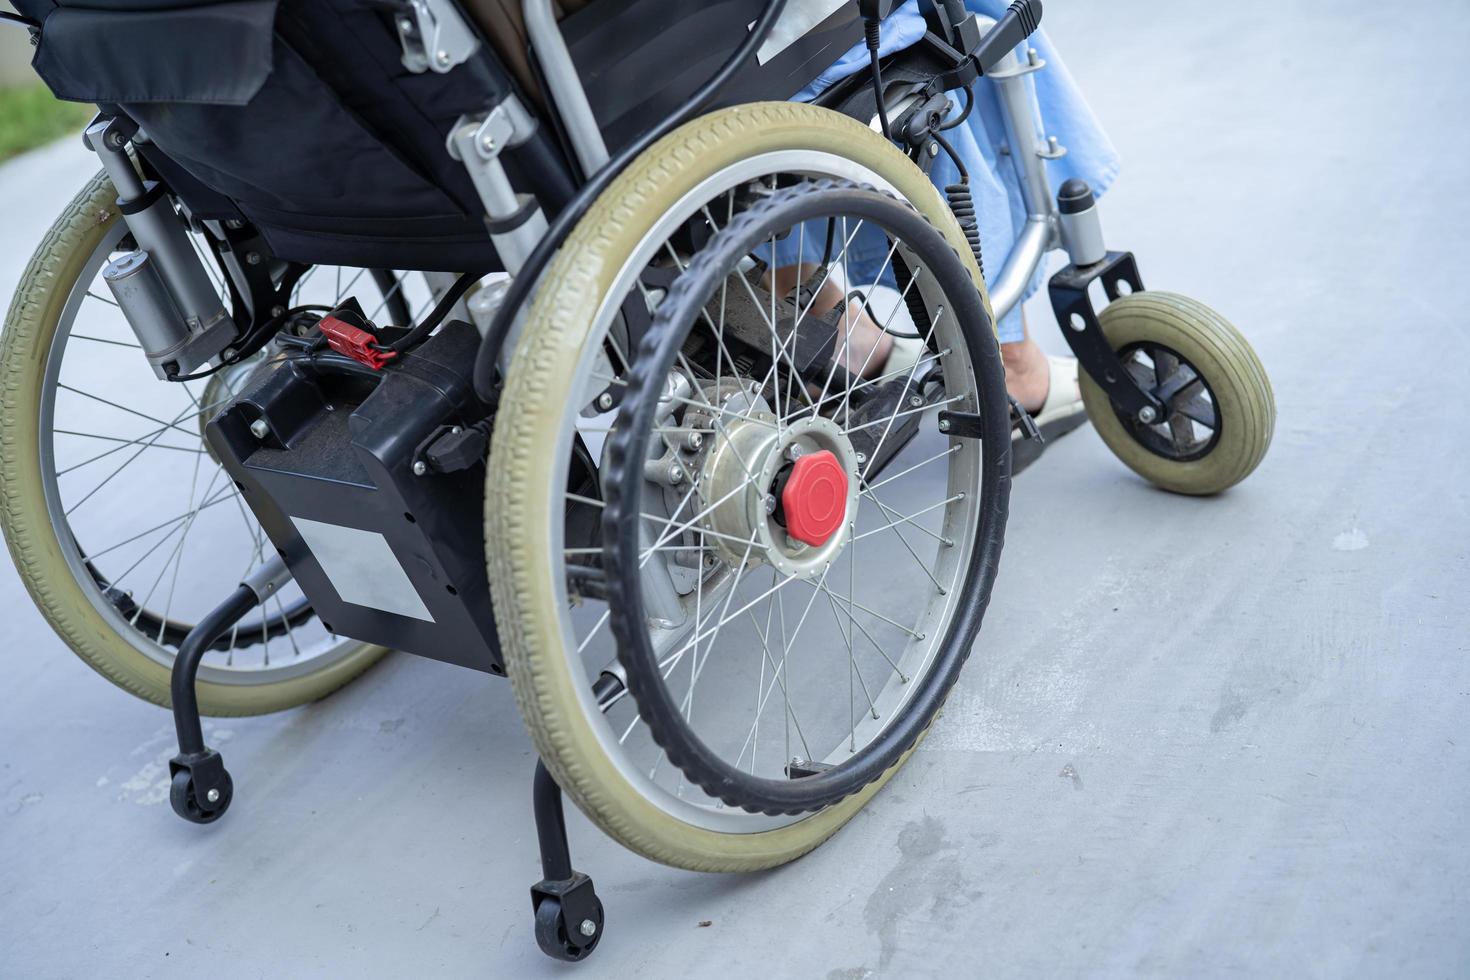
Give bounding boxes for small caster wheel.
[532,883,604,961]
[1080,291,1275,495]
[169,768,233,824]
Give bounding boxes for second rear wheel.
[486,102,1010,871]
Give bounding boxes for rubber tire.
[0,172,388,715]
[169,768,233,824]
[485,103,989,872]
[1080,291,1275,496]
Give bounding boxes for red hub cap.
[781,450,849,547]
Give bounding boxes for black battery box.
[206,321,503,674]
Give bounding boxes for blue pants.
[774,0,1121,343]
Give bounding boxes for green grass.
[0,83,94,162]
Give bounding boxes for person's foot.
[1001,335,1052,412]
[768,263,893,379]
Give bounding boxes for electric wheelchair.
[0,0,1273,960]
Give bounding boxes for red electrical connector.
[318,314,397,370]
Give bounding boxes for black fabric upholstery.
[18,0,571,272]
[33,0,276,105]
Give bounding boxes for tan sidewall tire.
[1080,292,1275,496]
[0,172,387,716]
[487,103,987,873]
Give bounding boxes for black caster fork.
[530,762,605,961]
[527,673,623,961]
[166,556,292,824]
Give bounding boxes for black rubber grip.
[1010,0,1039,34]
[972,0,1043,75]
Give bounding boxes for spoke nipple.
[596,392,614,411]
[412,460,427,476]
[249,418,269,440]
[579,919,597,937]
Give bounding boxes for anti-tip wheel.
[1080,291,1275,495]
[168,768,233,825]
[533,894,604,962]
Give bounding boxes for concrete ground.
[2,2,1468,976]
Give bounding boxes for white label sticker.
[292,517,436,623]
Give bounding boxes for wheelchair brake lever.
[973,0,1044,76]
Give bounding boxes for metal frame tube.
[987,215,1050,320]
[986,43,1055,220]
[447,107,550,276]
[524,0,610,178]
[967,18,1074,321]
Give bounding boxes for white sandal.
[881,333,927,378]
[1012,355,1089,474]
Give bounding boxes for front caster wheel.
[168,767,233,824]
[532,881,604,961]
[1080,291,1275,495]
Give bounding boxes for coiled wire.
[930,131,984,278]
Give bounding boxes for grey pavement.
[2,2,1468,977]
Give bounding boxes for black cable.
[0,10,40,29]
[471,0,789,403]
[864,19,892,140]
[930,129,969,182]
[847,288,921,340]
[938,84,974,131]
[165,304,333,382]
[383,270,482,353]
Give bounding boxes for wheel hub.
[699,413,860,579]
[781,450,847,547]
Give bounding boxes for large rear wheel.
[487,103,1010,871]
[0,173,437,713]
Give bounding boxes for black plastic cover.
[207,322,504,674]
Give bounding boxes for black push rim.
[601,181,1011,815]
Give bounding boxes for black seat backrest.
[15,0,572,272]
[15,0,860,272]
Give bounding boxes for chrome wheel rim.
[36,223,430,684]
[542,152,988,832]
